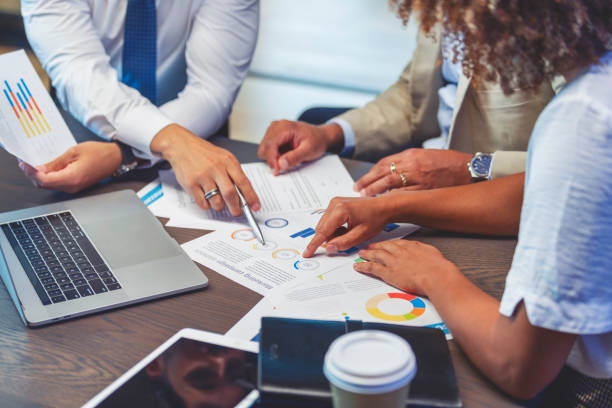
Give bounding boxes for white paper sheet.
[136,178,173,218]
[160,155,359,230]
[0,50,76,166]
[226,263,450,341]
[181,210,418,295]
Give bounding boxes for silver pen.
[235,185,265,245]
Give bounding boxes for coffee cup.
[323,330,416,408]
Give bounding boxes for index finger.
[259,125,291,173]
[303,207,349,258]
[353,160,389,194]
[227,164,261,211]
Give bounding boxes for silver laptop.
[0,190,208,327]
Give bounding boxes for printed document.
[181,209,418,295]
[0,50,76,166]
[160,155,358,229]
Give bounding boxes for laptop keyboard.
[1,211,121,305]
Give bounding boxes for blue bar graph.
[338,246,359,255]
[290,227,315,238]
[384,223,400,232]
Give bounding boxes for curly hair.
[390,0,612,94]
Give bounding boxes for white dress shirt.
[21,0,259,159]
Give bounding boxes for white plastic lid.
[323,330,417,394]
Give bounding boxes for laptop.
[0,190,208,327]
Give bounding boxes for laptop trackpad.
[82,213,181,269]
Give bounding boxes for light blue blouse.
[499,51,612,378]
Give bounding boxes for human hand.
[354,148,473,196]
[302,196,393,258]
[257,120,344,176]
[354,239,459,296]
[151,124,261,216]
[18,141,122,193]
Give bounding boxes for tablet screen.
[95,337,257,408]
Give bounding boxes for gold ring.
[390,162,396,175]
[399,173,407,186]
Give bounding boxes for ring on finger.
[399,173,407,186]
[390,161,396,175]
[204,188,220,200]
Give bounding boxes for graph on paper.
[2,78,52,138]
[0,50,75,166]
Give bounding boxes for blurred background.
[0,0,417,143]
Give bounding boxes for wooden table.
[0,136,522,407]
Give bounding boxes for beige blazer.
[337,25,558,178]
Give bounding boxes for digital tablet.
[83,328,259,408]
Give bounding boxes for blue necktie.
[122,0,157,104]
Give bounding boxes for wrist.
[420,261,462,298]
[320,123,344,154]
[150,124,186,161]
[109,142,123,171]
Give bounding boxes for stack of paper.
[136,155,450,341]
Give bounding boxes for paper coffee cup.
[323,330,416,408]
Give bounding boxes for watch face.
[471,154,492,178]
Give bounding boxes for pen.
[235,185,265,245]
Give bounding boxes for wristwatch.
[467,152,494,182]
[112,141,140,177]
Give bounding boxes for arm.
[257,24,444,173]
[354,240,576,400]
[157,0,258,138]
[303,173,524,257]
[21,0,172,156]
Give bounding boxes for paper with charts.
[0,50,76,166]
[158,155,358,230]
[181,208,419,295]
[226,267,451,341]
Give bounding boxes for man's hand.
[19,141,122,193]
[303,196,392,258]
[354,148,473,196]
[151,124,261,216]
[257,120,344,176]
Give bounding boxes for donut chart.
[293,259,320,271]
[253,241,278,251]
[264,218,288,228]
[365,293,426,321]
[271,248,300,260]
[231,229,256,241]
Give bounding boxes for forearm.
[386,172,525,235]
[423,267,571,399]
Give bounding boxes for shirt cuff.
[327,118,355,157]
[489,151,528,179]
[114,105,174,160]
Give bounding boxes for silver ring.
[204,188,220,200]
[399,173,407,186]
[390,161,396,175]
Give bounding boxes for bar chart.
[0,50,75,166]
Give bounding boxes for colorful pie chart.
[365,292,426,321]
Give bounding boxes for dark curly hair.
[390,0,612,94]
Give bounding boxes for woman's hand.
[19,141,122,193]
[303,196,393,257]
[354,239,459,296]
[353,148,473,196]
